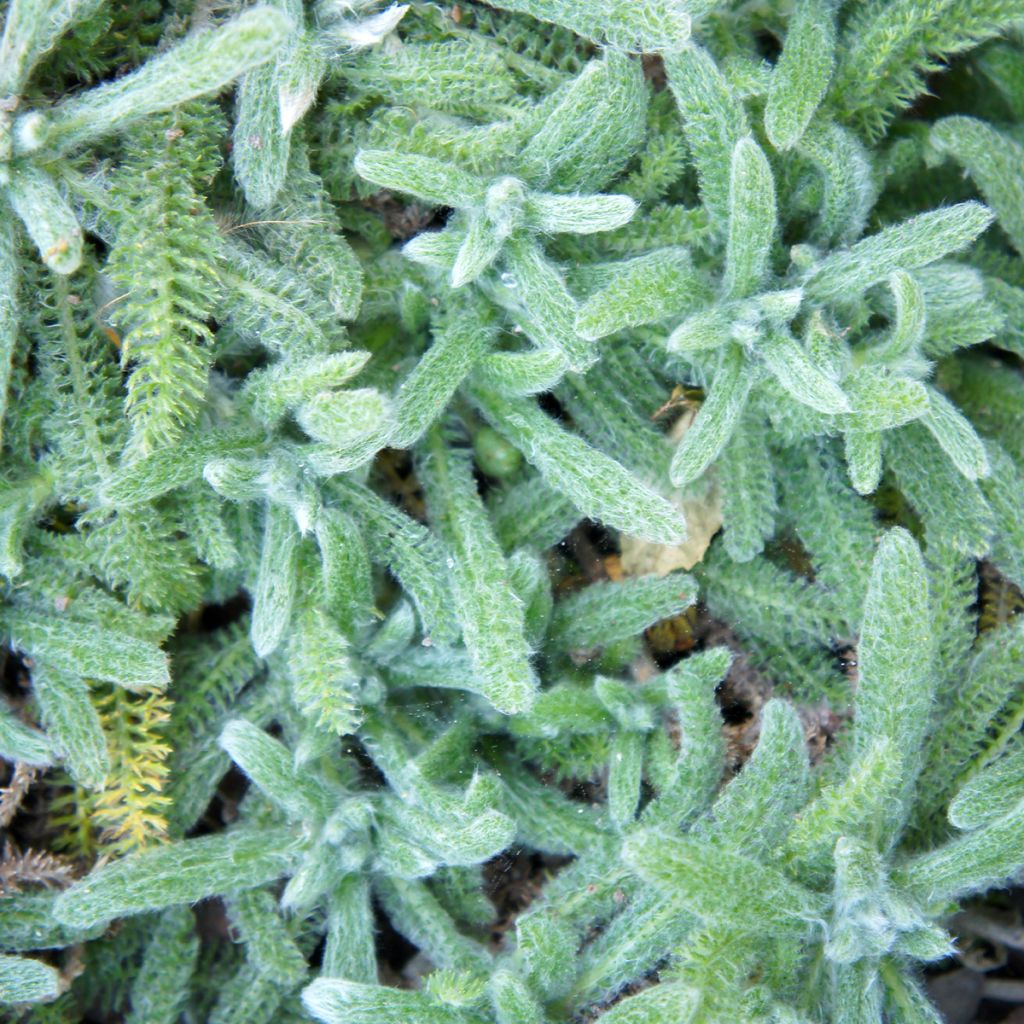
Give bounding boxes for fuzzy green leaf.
[949,746,1024,832]
[932,116,1024,256]
[575,247,706,340]
[7,165,83,274]
[504,236,594,373]
[55,827,304,927]
[664,43,748,230]
[473,388,685,544]
[921,387,990,481]
[670,344,751,486]
[0,702,52,766]
[355,149,486,207]
[482,0,691,52]
[220,718,334,821]
[250,502,300,658]
[0,0,105,95]
[391,304,494,449]
[42,7,293,153]
[125,906,199,1024]
[549,572,697,651]
[420,429,537,714]
[805,202,994,303]
[304,977,489,1024]
[724,137,777,298]
[625,831,825,933]
[4,610,170,690]
[765,0,836,150]
[0,954,60,1003]
[32,668,107,788]
[760,328,850,414]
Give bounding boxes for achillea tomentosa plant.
[0,0,1023,1020]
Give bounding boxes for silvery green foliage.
[419,423,538,713]
[234,0,408,208]
[0,0,289,434]
[471,386,685,543]
[482,0,692,54]
[0,5,289,252]
[3,0,1024,1021]
[124,906,199,1024]
[0,954,60,1003]
[615,532,1023,1023]
[0,701,52,765]
[50,535,1024,1022]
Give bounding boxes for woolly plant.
[1,0,1023,1022]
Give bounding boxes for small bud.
[12,110,46,153]
[484,176,528,239]
[473,426,522,478]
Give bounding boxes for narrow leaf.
[4,611,170,690]
[805,202,994,303]
[250,503,300,658]
[844,430,883,495]
[504,236,594,372]
[723,136,776,298]
[304,977,488,1024]
[669,344,751,486]
[0,954,60,1003]
[220,719,332,821]
[932,116,1024,256]
[6,165,83,274]
[43,7,292,153]
[324,875,376,983]
[125,906,199,1024]
[575,247,708,340]
[0,217,19,438]
[233,61,291,209]
[472,349,568,397]
[853,528,933,830]
[473,388,686,544]
[55,827,304,927]
[0,702,52,766]
[0,0,105,95]
[354,149,486,208]
[527,192,636,235]
[921,387,990,481]
[451,215,503,288]
[764,0,836,150]
[664,42,748,230]
[481,0,690,52]
[549,573,697,650]
[760,328,850,414]
[391,304,494,449]
[624,831,825,932]
[608,731,644,826]
[949,747,1024,832]
[420,429,537,714]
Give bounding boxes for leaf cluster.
[0,1,1023,1022]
